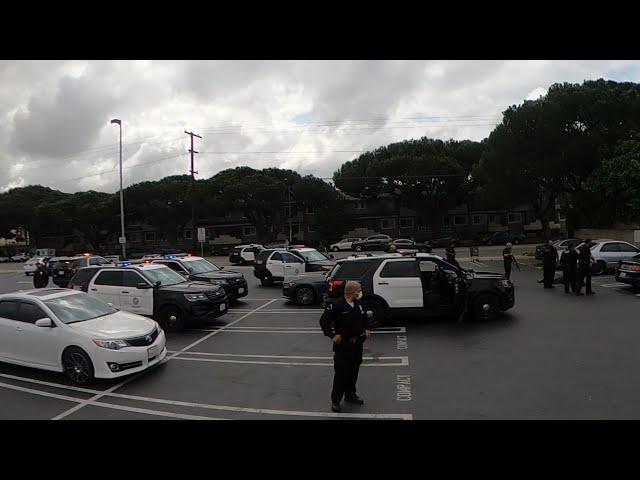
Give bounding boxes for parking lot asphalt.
[1,255,640,420]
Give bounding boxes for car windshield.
[295,250,329,262]
[45,293,118,324]
[183,259,220,274]
[141,267,186,286]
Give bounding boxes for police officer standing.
[576,239,596,296]
[542,240,558,288]
[503,242,514,280]
[319,281,371,413]
[445,242,459,268]
[560,244,578,294]
[33,262,49,288]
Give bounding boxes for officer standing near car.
[33,262,49,288]
[319,280,371,413]
[560,244,578,294]
[542,240,558,288]
[445,242,459,267]
[576,239,596,296]
[503,242,514,280]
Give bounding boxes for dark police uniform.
[560,247,578,293]
[319,296,370,407]
[33,267,49,288]
[542,244,558,288]
[503,246,513,280]
[445,245,459,268]
[576,244,595,295]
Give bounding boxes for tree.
[585,140,640,224]
[473,79,640,238]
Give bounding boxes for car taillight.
[632,265,640,272]
[328,280,344,292]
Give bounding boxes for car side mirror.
[35,318,53,328]
[220,266,224,269]
[156,281,162,287]
[329,254,335,260]
[137,283,152,289]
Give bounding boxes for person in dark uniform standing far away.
[33,262,49,289]
[576,239,596,296]
[542,240,558,288]
[503,242,514,280]
[319,280,371,413]
[560,244,578,294]
[445,243,459,268]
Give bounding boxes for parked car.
[152,255,248,302]
[229,244,263,265]
[384,239,432,253]
[329,238,362,252]
[283,271,329,306]
[480,232,527,245]
[11,253,31,262]
[23,257,47,276]
[576,239,640,275]
[615,254,640,288]
[68,263,228,331]
[53,255,111,288]
[0,257,11,263]
[351,235,393,252]
[46,257,78,277]
[535,238,583,261]
[254,248,335,286]
[426,237,460,248]
[0,288,166,384]
[325,252,515,327]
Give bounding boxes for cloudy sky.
[1,60,639,194]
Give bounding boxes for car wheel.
[238,257,246,265]
[472,294,500,322]
[355,245,363,252]
[295,286,316,306]
[159,306,186,332]
[332,247,339,252]
[361,298,386,328]
[62,347,95,384]
[592,261,606,276]
[260,273,274,286]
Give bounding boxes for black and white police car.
[325,252,515,327]
[254,247,336,286]
[67,263,228,331]
[151,254,248,301]
[229,244,263,265]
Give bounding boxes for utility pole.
[288,186,293,243]
[111,118,126,259]
[185,130,202,252]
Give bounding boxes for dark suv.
[52,255,112,288]
[151,255,248,301]
[350,235,393,252]
[325,253,515,327]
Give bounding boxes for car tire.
[592,261,606,276]
[295,286,316,306]
[332,247,339,252]
[159,306,186,332]
[355,245,363,252]
[260,273,274,286]
[472,293,501,322]
[361,298,386,328]
[238,257,246,266]
[62,346,95,384]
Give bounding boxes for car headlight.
[210,279,228,285]
[501,280,512,288]
[283,282,292,288]
[93,339,129,350]
[185,293,208,301]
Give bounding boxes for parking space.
[2,258,640,419]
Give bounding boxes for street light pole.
[111,118,126,259]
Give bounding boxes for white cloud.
[1,60,639,193]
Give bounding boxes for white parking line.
[199,326,406,332]
[168,351,407,361]
[51,298,278,420]
[192,327,406,334]
[0,369,412,420]
[599,283,624,288]
[0,380,226,420]
[228,310,322,314]
[172,356,408,367]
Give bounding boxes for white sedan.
[23,257,46,276]
[0,289,166,384]
[329,237,361,252]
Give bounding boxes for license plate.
[619,272,627,278]
[58,270,64,275]
[220,303,226,311]
[238,288,245,294]
[148,345,160,359]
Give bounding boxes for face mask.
[355,292,363,300]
